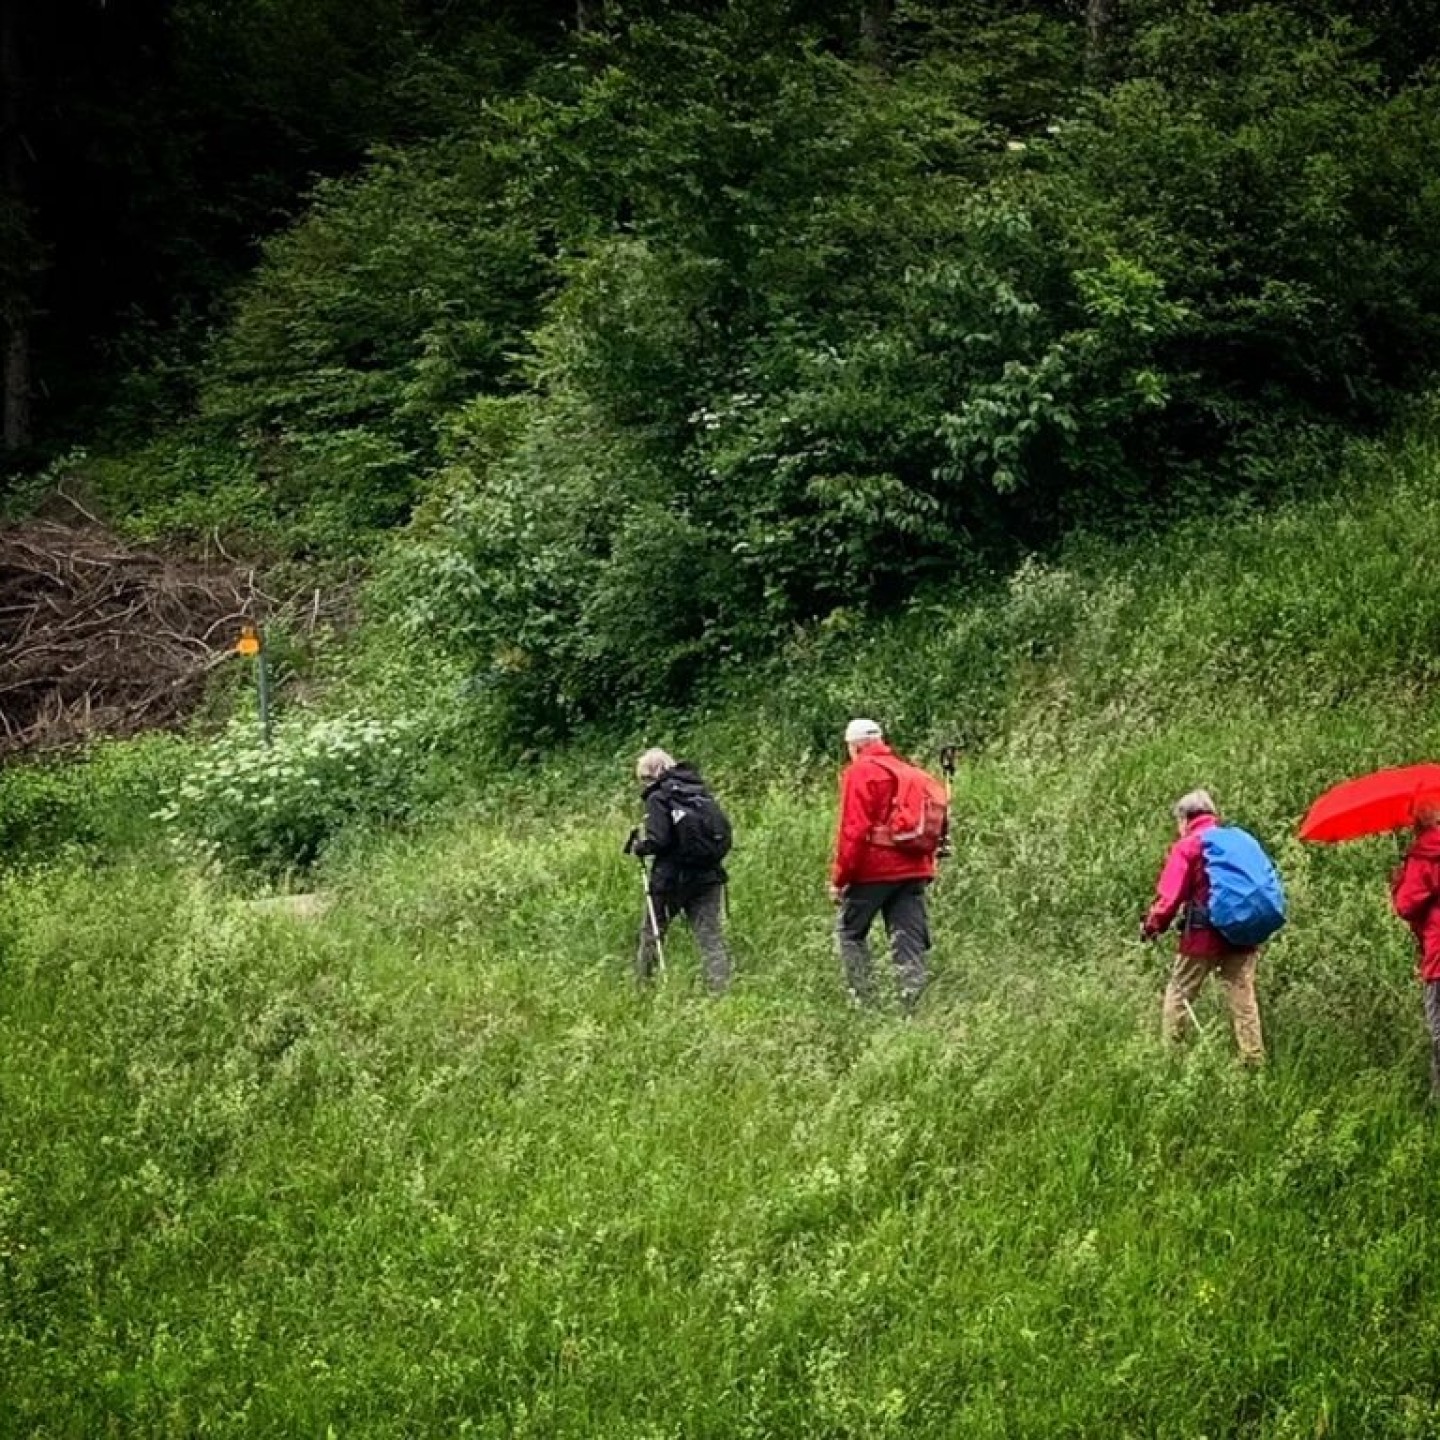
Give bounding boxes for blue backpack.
[1200,826,1287,948]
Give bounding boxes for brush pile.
[0,518,265,757]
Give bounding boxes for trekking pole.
[1182,997,1209,1044]
[938,744,960,861]
[637,854,666,976]
[1140,924,1207,1045]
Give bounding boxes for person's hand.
[828,882,846,907]
[1139,920,1157,943]
[623,827,640,856]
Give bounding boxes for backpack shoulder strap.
[865,753,904,785]
[863,754,906,843]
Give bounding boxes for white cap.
[844,718,884,745]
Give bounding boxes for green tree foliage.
[1048,4,1440,457]
[195,133,555,538]
[60,0,1440,733]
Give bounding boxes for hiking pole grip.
[930,746,960,863]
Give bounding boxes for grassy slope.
[6,423,1440,1437]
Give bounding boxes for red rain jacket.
[1392,825,1440,982]
[1143,812,1254,959]
[831,742,938,890]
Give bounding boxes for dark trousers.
[1425,981,1440,1098]
[837,880,930,1009]
[637,883,730,992]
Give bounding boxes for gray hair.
[635,747,676,783]
[1173,789,1218,822]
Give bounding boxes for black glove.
[623,827,640,856]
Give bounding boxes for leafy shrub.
[156,712,433,875]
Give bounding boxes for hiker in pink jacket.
[1141,789,1265,1064]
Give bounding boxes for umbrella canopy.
[1299,764,1440,843]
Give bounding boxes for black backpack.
[664,779,733,867]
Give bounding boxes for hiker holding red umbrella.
[1301,763,1440,1101]
[1391,801,1440,1100]
[1388,806,1440,1094]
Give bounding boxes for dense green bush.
[676,409,1440,787]
[156,713,435,876]
[1047,4,1440,458]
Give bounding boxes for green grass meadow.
[6,427,1440,1436]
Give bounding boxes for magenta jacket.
[1144,812,1253,959]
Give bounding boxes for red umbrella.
[1299,764,1440,843]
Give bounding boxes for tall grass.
[6,424,1440,1436]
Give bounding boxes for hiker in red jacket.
[829,718,935,1011]
[1141,789,1265,1064]
[1390,801,1440,1100]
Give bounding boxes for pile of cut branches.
[1,518,269,757]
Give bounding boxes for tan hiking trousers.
[1162,950,1265,1064]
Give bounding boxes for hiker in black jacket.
[626,748,732,991]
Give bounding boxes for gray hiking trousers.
[1425,980,1440,1099]
[837,880,931,1010]
[637,883,731,992]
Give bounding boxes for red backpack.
[870,756,950,855]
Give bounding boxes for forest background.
[7,2,1440,1436]
[4,0,1440,761]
